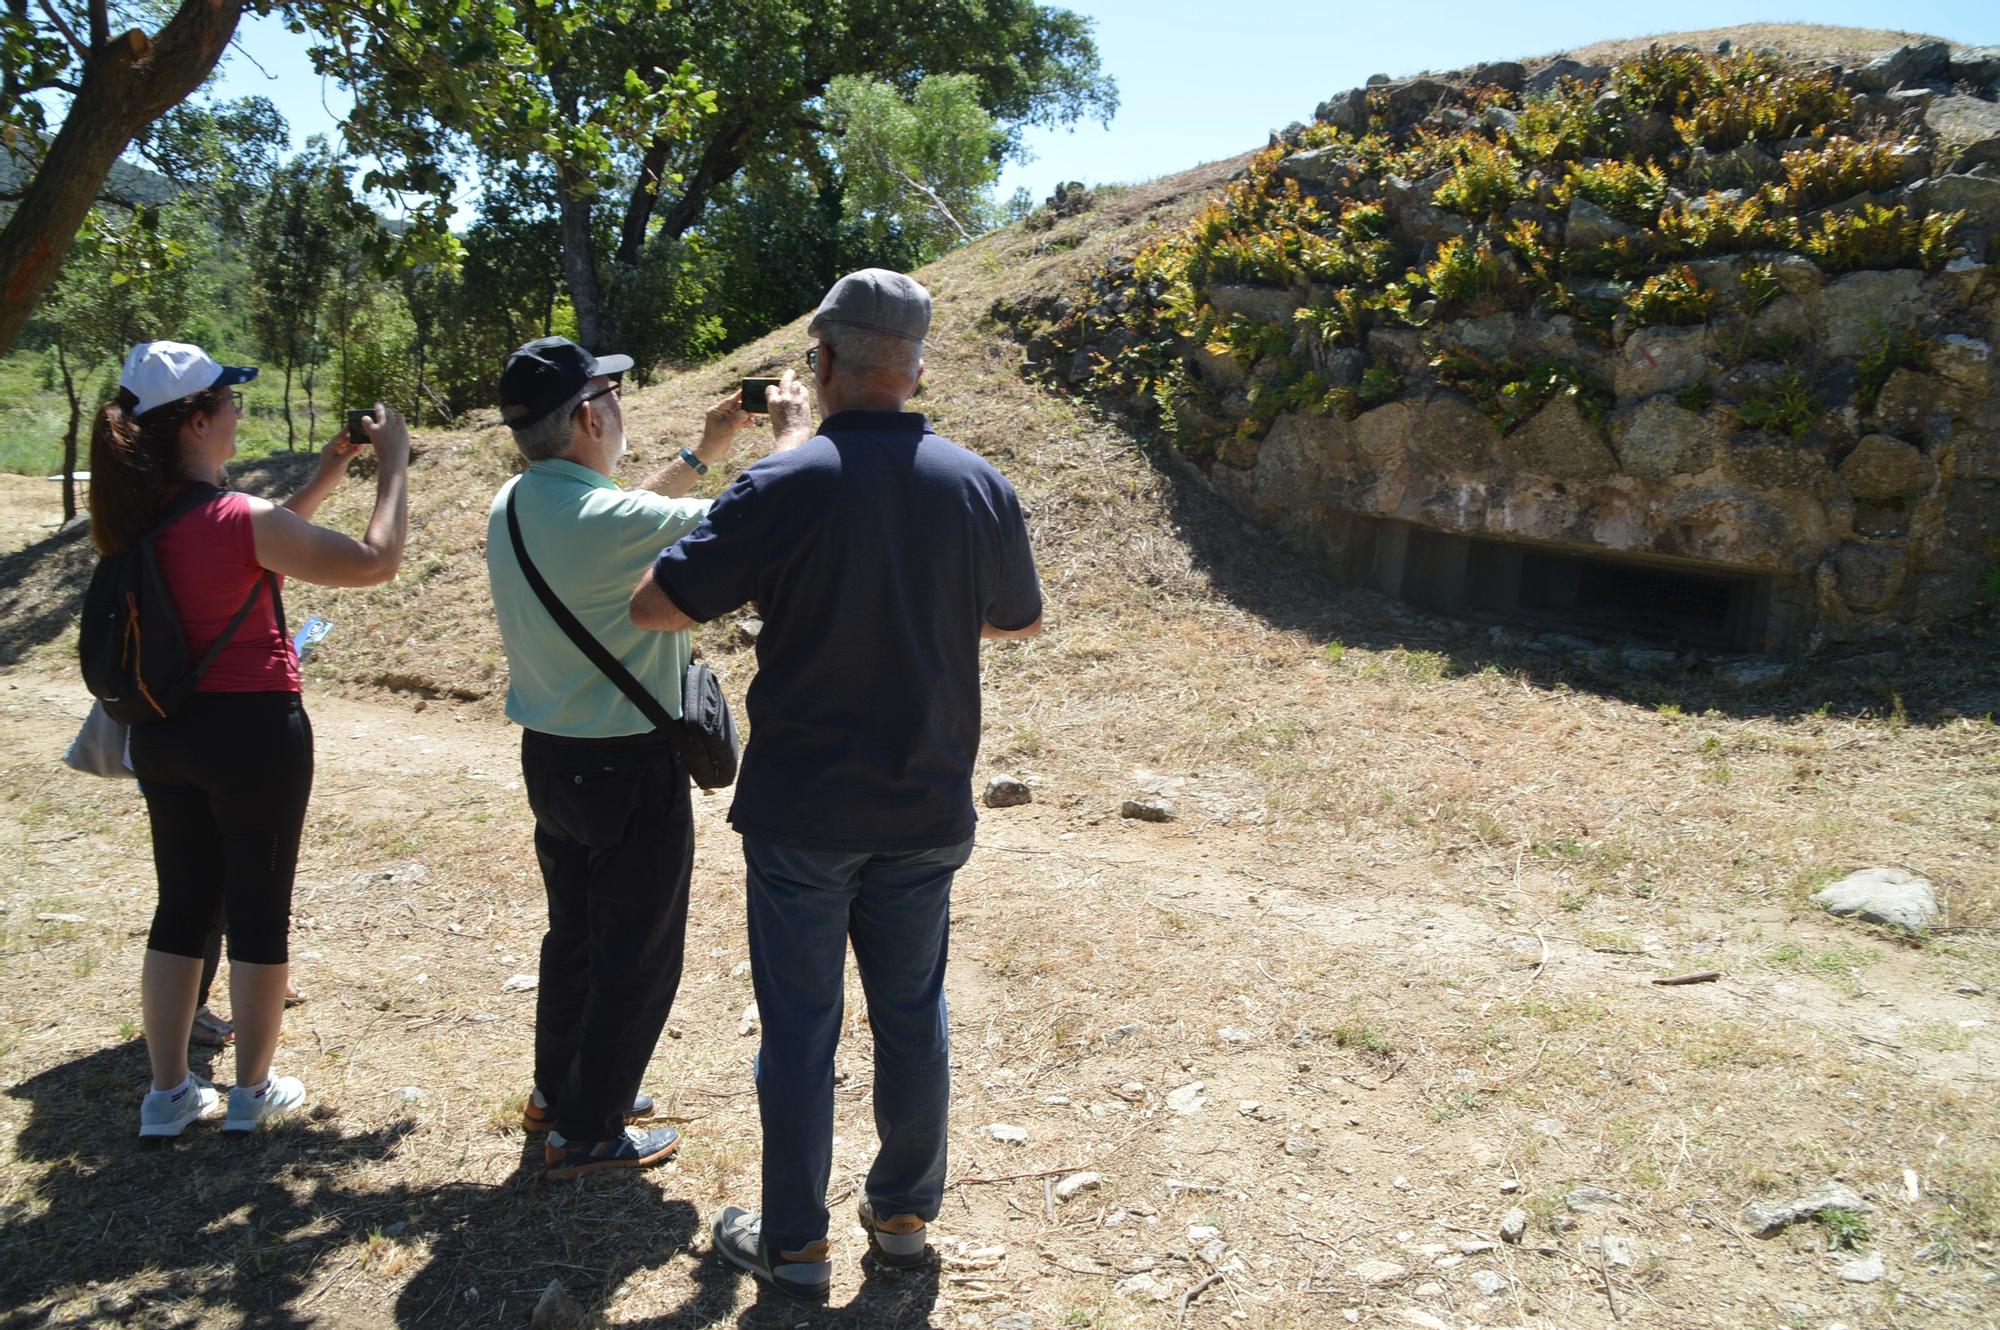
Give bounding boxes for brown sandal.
[190,1007,234,1047]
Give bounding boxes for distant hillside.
[0,149,181,217]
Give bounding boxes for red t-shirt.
[151,488,300,694]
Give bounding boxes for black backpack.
[79,483,280,725]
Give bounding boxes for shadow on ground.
[0,1040,803,1328]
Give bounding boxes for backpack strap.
[147,482,286,691]
[505,485,689,747]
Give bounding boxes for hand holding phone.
[740,378,778,415]
[346,409,374,449]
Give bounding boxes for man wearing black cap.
[487,336,810,1177]
[628,270,1044,1298]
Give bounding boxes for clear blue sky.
[207,3,1998,214]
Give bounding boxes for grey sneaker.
[222,1075,306,1132]
[858,1198,930,1267]
[711,1205,831,1302]
[138,1077,221,1137]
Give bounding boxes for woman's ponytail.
[87,384,225,554]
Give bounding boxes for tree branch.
[87,0,106,49]
[34,0,88,58]
[897,167,974,244]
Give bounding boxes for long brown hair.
[88,384,232,555]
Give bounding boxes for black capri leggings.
[130,692,314,965]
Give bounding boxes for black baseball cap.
[500,337,634,428]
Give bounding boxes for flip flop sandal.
[191,1008,235,1047]
[284,986,307,1008]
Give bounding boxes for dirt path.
[3,668,1994,1330]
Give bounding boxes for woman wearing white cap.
[91,341,411,1137]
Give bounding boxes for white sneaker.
[138,1076,221,1137]
[223,1075,307,1132]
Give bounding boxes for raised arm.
[250,406,410,587]
[630,568,697,633]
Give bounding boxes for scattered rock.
[1498,1179,1521,1194]
[1718,660,1786,690]
[1839,435,1933,500]
[1814,867,1939,933]
[34,913,86,924]
[991,1314,1035,1330]
[1849,40,1950,93]
[1838,1252,1885,1283]
[501,973,539,993]
[735,616,763,646]
[738,1000,759,1036]
[1237,1099,1261,1116]
[1217,1026,1253,1045]
[1740,1183,1873,1238]
[986,1123,1029,1144]
[1117,1271,1174,1302]
[1165,1082,1207,1114]
[1284,1136,1320,1158]
[984,776,1032,808]
[1471,1270,1509,1297]
[1599,1236,1637,1268]
[1500,1209,1528,1244]
[1103,1023,1141,1045]
[532,1278,587,1330]
[1187,1224,1221,1244]
[1055,1172,1101,1201]
[392,1086,426,1104]
[1565,1186,1625,1214]
[351,863,430,891]
[1120,799,1176,823]
[1353,1259,1408,1287]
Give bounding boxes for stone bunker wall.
[1022,41,2000,653]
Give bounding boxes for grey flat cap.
[806,268,932,343]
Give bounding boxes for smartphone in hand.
[740,378,778,414]
[346,409,373,447]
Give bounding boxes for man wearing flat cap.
[487,336,811,1177]
[629,269,1045,1299]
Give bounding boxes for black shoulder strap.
[506,485,680,737]
[147,483,286,688]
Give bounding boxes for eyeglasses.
[229,391,244,413]
[579,381,621,407]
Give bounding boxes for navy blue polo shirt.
[650,410,1042,851]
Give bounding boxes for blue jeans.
[742,835,973,1254]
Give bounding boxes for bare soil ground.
[4,27,1999,1328]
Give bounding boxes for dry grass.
[1552,25,1960,67]
[3,27,2000,1325]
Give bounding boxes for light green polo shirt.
[486,458,709,738]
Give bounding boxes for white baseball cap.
[120,341,258,418]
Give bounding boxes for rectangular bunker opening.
[1350,519,1772,651]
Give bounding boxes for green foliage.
[1421,238,1509,308]
[1433,139,1525,218]
[1738,262,1784,315]
[1814,1208,1872,1251]
[1431,347,1610,434]
[1733,369,1821,438]
[1855,322,1932,413]
[1657,191,1797,257]
[1782,136,1909,209]
[1560,159,1668,225]
[827,74,1006,261]
[1802,204,1962,274]
[1673,68,1851,151]
[1625,266,1714,327]
[1674,378,1715,412]
[1509,79,1618,163]
[1611,44,1730,117]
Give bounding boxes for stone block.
[1834,541,1908,611]
[1208,283,1301,325]
[1567,196,1637,248]
[1497,392,1617,477]
[1760,251,1826,298]
[1353,400,1417,468]
[1872,369,1954,442]
[1411,391,1495,471]
[1473,61,1526,92]
[1932,335,1992,394]
[1907,174,2000,230]
[1448,314,1522,361]
[1717,438,1835,493]
[1614,326,1712,398]
[1848,40,1951,93]
[1839,434,1934,499]
[1924,94,2000,156]
[1812,270,1927,358]
[1191,344,1245,391]
[1662,488,1802,569]
[1275,148,1357,191]
[1614,396,1715,480]
[1253,411,1351,519]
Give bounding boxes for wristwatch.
[679,447,708,476]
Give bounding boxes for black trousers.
[131,692,314,965]
[521,728,693,1143]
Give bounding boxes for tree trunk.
[0,1,246,358]
[554,167,613,349]
[54,337,80,523]
[282,361,294,450]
